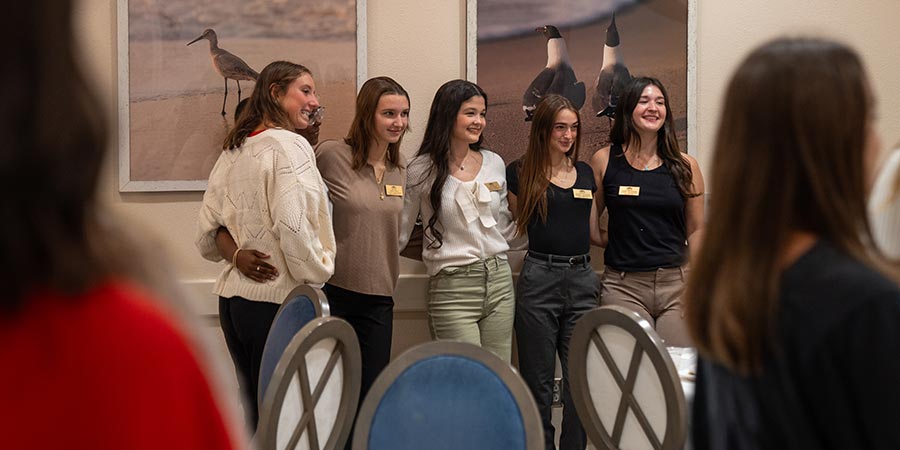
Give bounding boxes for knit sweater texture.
[197,129,336,303]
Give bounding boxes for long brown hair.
[415,80,488,249]
[345,76,410,170]
[685,37,882,375]
[610,77,697,198]
[223,61,312,150]
[515,95,581,236]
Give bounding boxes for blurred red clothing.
[0,281,238,450]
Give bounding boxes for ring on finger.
[257,265,260,272]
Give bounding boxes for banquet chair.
[257,316,362,450]
[568,306,686,450]
[352,341,544,450]
[259,285,331,406]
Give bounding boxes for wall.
[74,0,900,318]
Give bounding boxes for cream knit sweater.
[197,129,336,303]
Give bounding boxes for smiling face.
[372,94,410,147]
[632,84,667,133]
[452,95,486,145]
[549,108,578,156]
[276,73,319,130]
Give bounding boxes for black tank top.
[603,144,686,271]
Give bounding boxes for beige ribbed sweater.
[196,129,336,303]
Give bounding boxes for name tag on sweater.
[573,189,593,199]
[385,185,404,197]
[618,186,640,196]
[484,181,502,192]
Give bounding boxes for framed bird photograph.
[116,0,367,191]
[472,0,693,164]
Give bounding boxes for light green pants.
[427,257,515,362]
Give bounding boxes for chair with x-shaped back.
[259,285,331,409]
[257,316,361,450]
[568,305,687,450]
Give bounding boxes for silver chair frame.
[568,305,687,450]
[257,316,362,450]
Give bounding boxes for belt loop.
[680,266,686,281]
[619,270,626,280]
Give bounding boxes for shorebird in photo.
[522,25,585,121]
[593,14,632,121]
[187,28,259,116]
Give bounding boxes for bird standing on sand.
[187,28,259,116]
[593,14,632,120]
[522,25,585,121]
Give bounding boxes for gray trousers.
[515,254,600,450]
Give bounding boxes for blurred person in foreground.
[0,0,244,449]
[686,37,900,449]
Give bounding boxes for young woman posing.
[507,95,600,450]
[197,61,335,430]
[315,76,410,406]
[400,79,521,362]
[589,77,705,347]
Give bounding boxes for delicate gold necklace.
[455,151,472,172]
[373,164,386,200]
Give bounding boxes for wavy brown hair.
[223,61,312,150]
[610,77,697,198]
[515,95,581,236]
[345,76,410,170]
[685,37,883,375]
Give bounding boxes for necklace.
[456,151,472,172]
[373,165,386,200]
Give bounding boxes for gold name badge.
[572,189,593,200]
[385,184,404,197]
[484,181,502,192]
[618,186,641,196]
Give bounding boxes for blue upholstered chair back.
[353,341,544,450]
[259,285,329,407]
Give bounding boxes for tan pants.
[600,266,692,347]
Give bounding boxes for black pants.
[219,296,279,432]
[515,255,600,450]
[324,283,393,450]
[324,283,394,403]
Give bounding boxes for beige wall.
[74,0,900,304]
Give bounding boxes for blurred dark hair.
[685,37,883,374]
[0,0,115,312]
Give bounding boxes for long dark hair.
[345,76,410,170]
[610,77,697,198]
[415,80,487,248]
[223,61,312,150]
[1,0,113,312]
[685,37,884,374]
[515,95,581,236]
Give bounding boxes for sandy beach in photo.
[477,0,688,164]
[127,36,355,182]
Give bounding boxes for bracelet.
[231,248,242,267]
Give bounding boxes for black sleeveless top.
[603,144,686,271]
[507,160,596,256]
